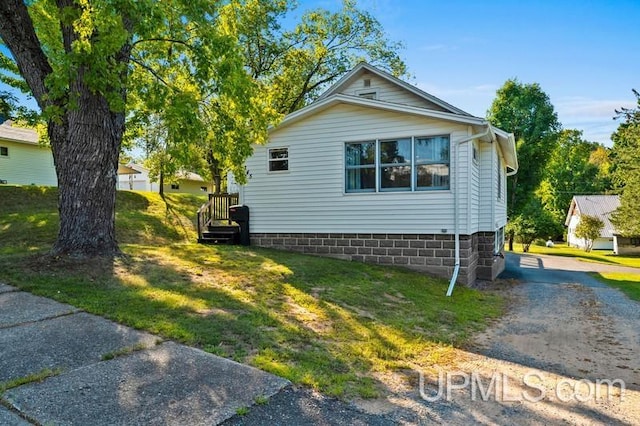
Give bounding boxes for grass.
[590,272,640,302]
[0,368,63,394]
[511,241,640,268]
[0,185,505,399]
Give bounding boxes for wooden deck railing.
[197,193,239,240]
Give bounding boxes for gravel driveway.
[351,252,640,425]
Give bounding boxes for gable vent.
[363,78,371,87]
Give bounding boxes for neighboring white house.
[234,62,518,284]
[0,121,57,186]
[117,163,212,194]
[565,194,640,255]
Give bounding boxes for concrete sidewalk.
[0,283,289,425]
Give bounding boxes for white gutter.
[446,126,492,297]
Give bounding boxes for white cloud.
[555,97,635,120]
[420,44,451,52]
[555,97,636,145]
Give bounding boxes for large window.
[345,136,450,193]
[268,147,288,172]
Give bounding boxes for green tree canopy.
[487,79,561,213]
[232,0,406,115]
[610,89,640,236]
[507,199,562,252]
[487,79,561,249]
[575,215,604,252]
[537,129,612,222]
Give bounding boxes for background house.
[565,195,640,255]
[117,163,212,194]
[234,63,517,285]
[0,121,57,186]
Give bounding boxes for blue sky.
[301,0,639,145]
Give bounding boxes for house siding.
[242,103,472,235]
[339,74,449,111]
[0,140,57,186]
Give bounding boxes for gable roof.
[0,121,39,145]
[318,62,473,116]
[565,195,620,238]
[274,92,518,173]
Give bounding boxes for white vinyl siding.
[478,141,508,232]
[340,74,449,111]
[0,140,57,186]
[242,103,472,234]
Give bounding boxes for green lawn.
[511,242,640,268]
[590,272,640,302]
[0,185,504,399]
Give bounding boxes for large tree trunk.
[49,82,123,257]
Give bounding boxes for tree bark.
[0,0,130,257]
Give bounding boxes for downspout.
[446,125,492,297]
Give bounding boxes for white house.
[117,163,212,194]
[0,121,57,186]
[234,63,518,285]
[565,195,640,254]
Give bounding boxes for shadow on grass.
[0,243,501,399]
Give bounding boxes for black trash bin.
[229,205,250,246]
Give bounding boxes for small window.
[200,186,208,192]
[268,148,288,172]
[0,146,8,157]
[630,238,640,246]
[171,183,180,190]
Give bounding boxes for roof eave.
[271,94,488,135]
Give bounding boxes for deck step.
[199,225,240,245]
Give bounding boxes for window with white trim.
[415,136,450,190]
[380,138,411,191]
[268,147,288,172]
[345,141,375,192]
[345,135,450,193]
